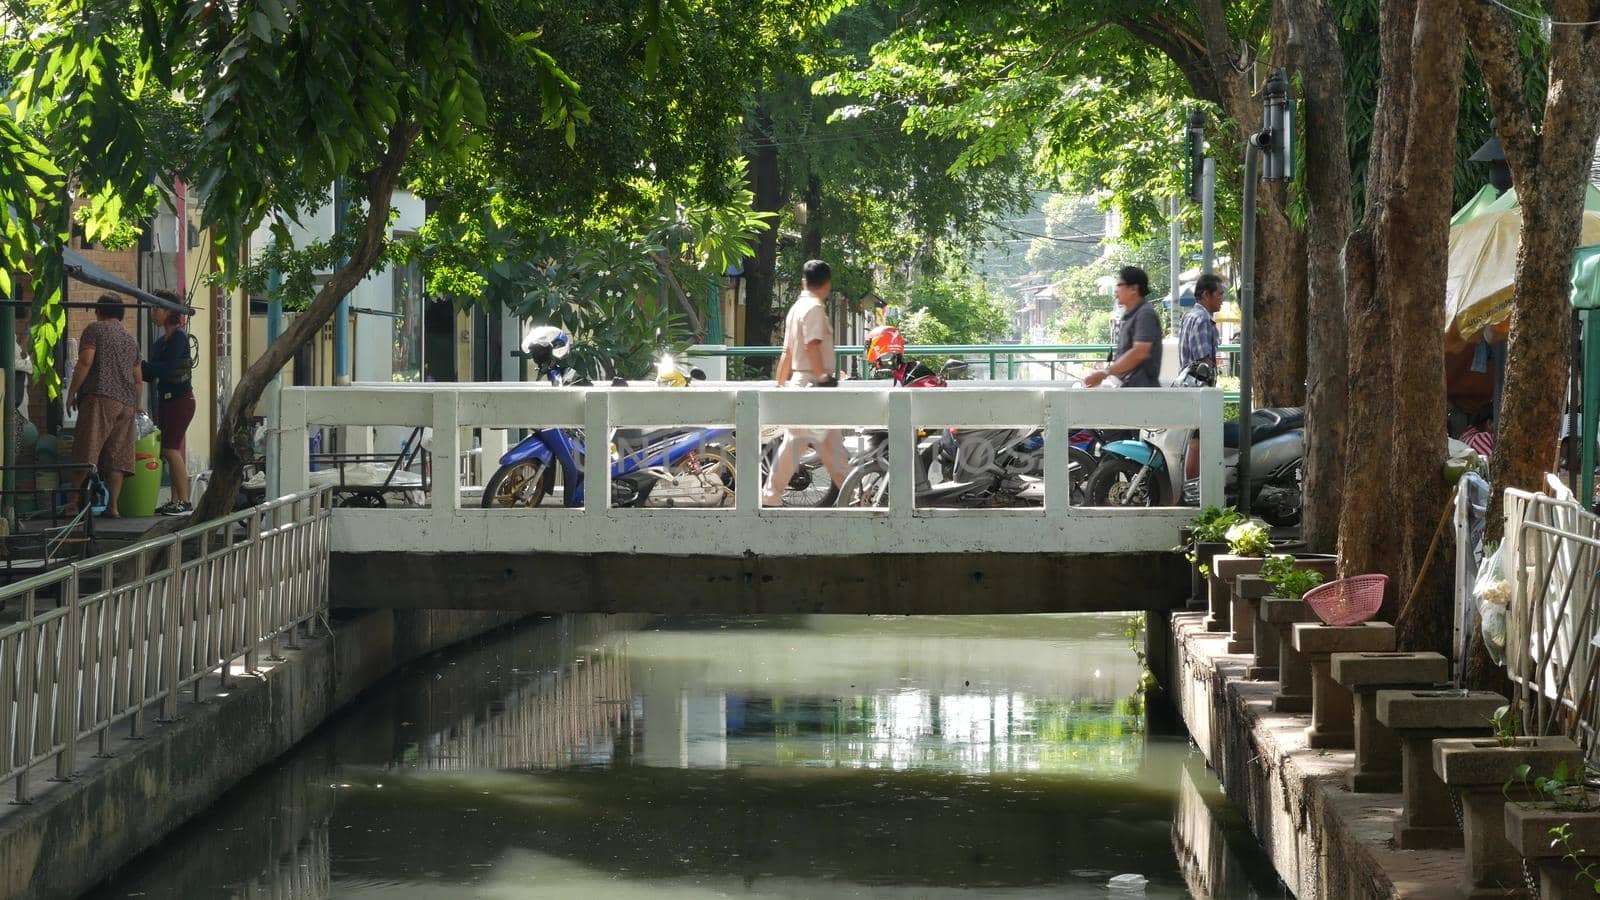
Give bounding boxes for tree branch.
[1460,0,1540,182]
[194,121,421,520]
[1117,17,1225,108]
[649,250,706,340]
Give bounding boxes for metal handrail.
[1504,487,1600,760]
[0,485,333,801]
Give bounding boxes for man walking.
[67,294,141,516]
[762,260,849,507]
[1084,266,1162,388]
[1179,274,1225,479]
[1179,273,1224,371]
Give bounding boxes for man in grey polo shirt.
[1084,265,1163,388]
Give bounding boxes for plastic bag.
[1474,542,1510,665]
[134,410,158,440]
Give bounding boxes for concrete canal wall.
[0,607,524,900]
[1168,611,1460,899]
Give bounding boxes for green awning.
[1574,245,1600,311]
[1452,184,1502,227]
[1482,183,1600,215]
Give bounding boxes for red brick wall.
[21,238,141,428]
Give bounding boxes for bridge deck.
[281,383,1223,612]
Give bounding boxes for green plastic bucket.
[119,430,164,517]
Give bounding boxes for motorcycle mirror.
[610,376,629,387]
[689,367,707,381]
[940,359,969,377]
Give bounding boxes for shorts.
[158,393,196,454]
[72,396,136,477]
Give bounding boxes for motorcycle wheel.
[760,446,833,508]
[1085,457,1160,507]
[482,460,554,508]
[1068,446,1097,506]
[835,459,889,507]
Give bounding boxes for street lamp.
[1236,68,1296,516]
[1470,122,1513,194]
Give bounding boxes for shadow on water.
[87,614,1289,899]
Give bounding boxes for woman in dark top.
[142,290,196,516]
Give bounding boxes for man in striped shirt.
[1180,274,1225,481]
[1179,273,1225,371]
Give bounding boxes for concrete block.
[1292,622,1397,655]
[1330,651,1448,689]
[1292,624,1396,749]
[1212,554,1267,651]
[1374,690,1506,850]
[1508,805,1600,900]
[1434,735,1582,789]
[1236,574,1274,600]
[1435,736,1583,899]
[1262,598,1317,712]
[1328,653,1448,793]
[1377,690,1508,732]
[1190,540,1226,612]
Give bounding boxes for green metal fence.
[694,343,1242,399]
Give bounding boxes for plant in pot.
[1241,555,1328,676]
[1210,520,1276,650]
[1504,759,1600,899]
[1182,506,1243,612]
[1434,716,1584,898]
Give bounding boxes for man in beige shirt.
[762,260,850,506]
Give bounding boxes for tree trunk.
[1253,175,1309,407]
[1285,0,1354,553]
[742,104,784,349]
[192,123,421,522]
[1338,0,1464,654]
[1461,0,1600,688]
[1469,0,1600,530]
[802,172,822,261]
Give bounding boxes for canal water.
[88,614,1286,899]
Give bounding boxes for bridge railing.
[283,383,1224,557]
[0,486,332,802]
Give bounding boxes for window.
[392,256,424,382]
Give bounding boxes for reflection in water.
[91,614,1286,899]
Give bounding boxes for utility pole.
[1202,158,1217,274]
[1169,196,1181,332]
[1237,70,1295,517]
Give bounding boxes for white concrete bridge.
[274,382,1225,614]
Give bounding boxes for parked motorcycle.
[481,327,735,509]
[1083,362,1305,526]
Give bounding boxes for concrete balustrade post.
[1375,689,1506,849]
[1291,622,1396,748]
[1329,651,1448,792]
[1436,735,1582,899]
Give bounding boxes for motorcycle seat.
[1222,407,1305,448]
[614,427,691,456]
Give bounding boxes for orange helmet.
[865,326,906,366]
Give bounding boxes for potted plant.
[1435,728,1584,898]
[1211,522,1322,653]
[1183,506,1243,612]
[1240,555,1328,674]
[1505,760,1600,900]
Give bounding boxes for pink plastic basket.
[1303,575,1389,627]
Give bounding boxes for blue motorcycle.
[481,328,736,509]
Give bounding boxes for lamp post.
[1469,123,1513,195]
[1237,69,1296,517]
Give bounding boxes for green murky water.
[87,614,1285,898]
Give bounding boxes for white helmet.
[521,325,572,367]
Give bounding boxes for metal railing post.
[159,540,182,722]
[14,588,37,803]
[54,570,80,781]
